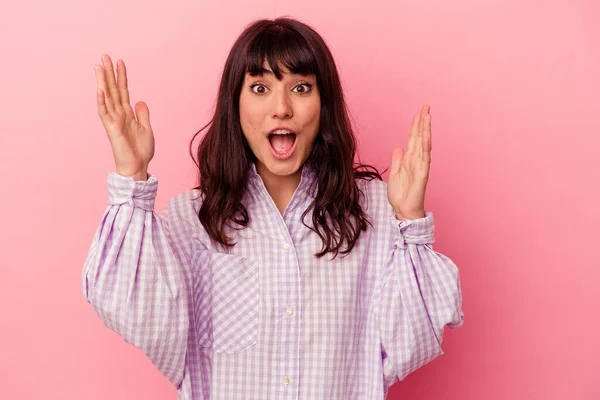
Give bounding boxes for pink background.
[1,0,598,399]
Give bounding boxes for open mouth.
[268,132,297,159]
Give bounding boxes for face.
[239,61,321,181]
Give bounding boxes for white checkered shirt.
[82,161,464,399]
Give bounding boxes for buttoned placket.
[249,164,315,399]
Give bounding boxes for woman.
[83,17,464,400]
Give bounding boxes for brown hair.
[189,17,384,259]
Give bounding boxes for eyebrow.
[250,67,311,78]
[246,67,274,77]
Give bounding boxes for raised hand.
[387,105,432,221]
[95,54,154,181]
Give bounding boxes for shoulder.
[163,188,202,221]
[162,188,213,248]
[359,176,387,196]
[356,176,394,225]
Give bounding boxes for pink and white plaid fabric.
[82,162,464,400]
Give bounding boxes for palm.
[110,118,155,177]
[387,105,432,220]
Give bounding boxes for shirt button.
[285,307,293,316]
[283,376,291,385]
[301,192,307,198]
[283,244,290,252]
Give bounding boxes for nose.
[271,90,293,119]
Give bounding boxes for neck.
[256,162,303,215]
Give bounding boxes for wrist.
[394,210,425,221]
[116,169,148,181]
[132,172,148,181]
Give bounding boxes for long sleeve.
[374,211,464,383]
[81,172,196,389]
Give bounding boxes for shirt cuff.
[389,211,435,249]
[107,171,158,211]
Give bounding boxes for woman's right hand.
[95,54,154,181]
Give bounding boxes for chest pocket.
[193,252,259,354]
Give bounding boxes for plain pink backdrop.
[1,0,598,399]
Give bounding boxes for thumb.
[135,101,151,129]
[390,146,404,174]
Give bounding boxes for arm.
[81,172,197,388]
[374,211,464,382]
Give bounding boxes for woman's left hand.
[387,105,432,221]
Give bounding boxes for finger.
[416,105,429,152]
[117,60,130,107]
[95,64,114,113]
[390,146,404,174]
[418,105,428,138]
[422,113,432,163]
[406,110,421,154]
[102,54,122,106]
[135,101,151,129]
[96,88,112,122]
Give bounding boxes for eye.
[249,83,269,94]
[293,83,313,94]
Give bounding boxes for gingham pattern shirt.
[82,161,464,400]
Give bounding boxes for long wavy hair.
[189,17,384,259]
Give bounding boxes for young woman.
[83,17,464,400]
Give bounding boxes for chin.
[260,152,306,177]
[265,160,302,176]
